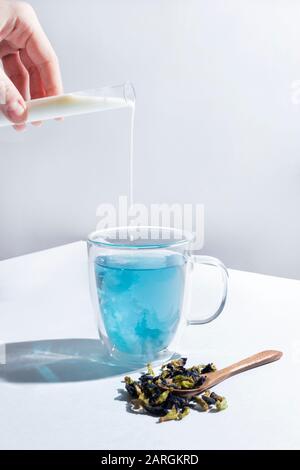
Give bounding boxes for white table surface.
[0,241,299,450]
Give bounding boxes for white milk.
[129,103,135,207]
[0,94,130,127]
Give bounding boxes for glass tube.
[0,82,135,128]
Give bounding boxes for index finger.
[25,22,63,97]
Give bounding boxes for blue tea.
[94,251,186,356]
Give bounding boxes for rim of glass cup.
[87,226,195,249]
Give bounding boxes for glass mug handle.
[187,255,229,325]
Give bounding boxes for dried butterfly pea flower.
[136,392,149,407]
[139,374,154,383]
[125,383,137,398]
[172,375,195,389]
[147,363,155,376]
[162,358,187,372]
[204,390,228,411]
[210,391,223,402]
[160,405,190,422]
[166,393,189,411]
[202,395,216,406]
[144,404,168,417]
[180,380,196,389]
[179,407,190,419]
[215,397,228,411]
[147,387,163,405]
[189,364,206,374]
[194,375,207,387]
[123,358,227,422]
[193,396,209,412]
[160,370,171,380]
[159,406,180,423]
[154,390,170,405]
[124,376,142,398]
[201,363,217,373]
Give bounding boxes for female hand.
[0,0,62,130]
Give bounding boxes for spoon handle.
[216,350,283,381]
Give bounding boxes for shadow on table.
[0,338,133,383]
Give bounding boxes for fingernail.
[7,101,25,118]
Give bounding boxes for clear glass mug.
[87,226,228,367]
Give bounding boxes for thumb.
[0,69,28,124]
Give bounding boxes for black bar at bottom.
[0,449,296,464]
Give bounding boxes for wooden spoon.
[160,350,283,399]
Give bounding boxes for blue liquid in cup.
[94,251,186,356]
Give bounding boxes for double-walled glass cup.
[87,226,228,367]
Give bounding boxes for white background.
[1,0,300,279]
